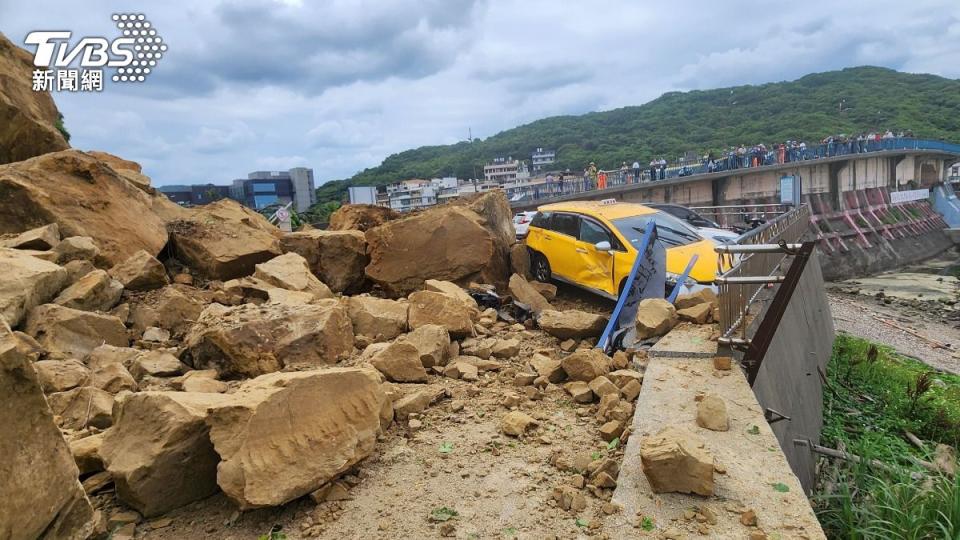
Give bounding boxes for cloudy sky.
[2,0,959,187]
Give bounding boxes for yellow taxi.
[525,200,728,299]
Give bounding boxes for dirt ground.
[101,291,639,540]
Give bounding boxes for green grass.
[815,334,960,538]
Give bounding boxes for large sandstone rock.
[47,386,115,430]
[0,33,69,165]
[183,301,353,378]
[206,368,390,510]
[129,285,205,336]
[369,341,429,383]
[53,236,99,264]
[280,229,368,293]
[407,290,477,338]
[0,319,96,540]
[253,252,333,299]
[24,304,127,358]
[34,359,90,393]
[0,222,60,250]
[538,309,607,340]
[508,273,553,314]
[346,296,408,341]
[328,204,399,232]
[640,426,715,496]
[635,298,678,339]
[53,269,123,312]
[167,199,281,280]
[0,247,67,327]
[396,324,451,368]
[449,191,516,248]
[101,391,233,517]
[109,250,169,291]
[0,150,170,266]
[560,349,611,382]
[674,289,718,310]
[365,205,510,297]
[509,243,531,279]
[423,279,479,310]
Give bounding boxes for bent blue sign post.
[596,221,666,353]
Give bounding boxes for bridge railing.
[714,204,811,345]
[508,137,960,205]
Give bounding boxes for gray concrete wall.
[750,250,835,492]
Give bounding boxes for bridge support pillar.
[827,161,849,211]
[711,176,729,206]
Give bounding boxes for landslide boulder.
[167,199,281,280]
[561,349,611,382]
[100,391,234,517]
[508,273,553,314]
[253,252,333,300]
[0,247,67,327]
[206,368,390,510]
[364,205,510,297]
[0,33,69,165]
[24,304,127,358]
[0,222,60,250]
[52,269,123,312]
[346,296,408,341]
[0,150,169,266]
[396,324,451,368]
[129,285,205,337]
[369,340,429,383]
[109,249,169,291]
[183,301,353,379]
[635,298,678,339]
[0,320,96,540]
[408,290,477,338]
[538,309,607,340]
[328,204,399,232]
[640,426,715,496]
[280,229,368,293]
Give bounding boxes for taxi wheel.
[532,252,551,283]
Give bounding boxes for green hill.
[314,66,960,205]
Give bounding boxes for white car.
[513,211,538,239]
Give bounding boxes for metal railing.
[508,137,960,205]
[714,205,811,345]
[689,204,792,228]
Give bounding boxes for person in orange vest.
[598,170,607,189]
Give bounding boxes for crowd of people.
[520,129,920,200]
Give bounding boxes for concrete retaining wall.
[750,250,835,492]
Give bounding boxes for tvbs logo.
[25,13,166,92]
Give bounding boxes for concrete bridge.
[512,138,960,279]
[510,138,960,212]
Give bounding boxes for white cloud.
[1,0,958,188]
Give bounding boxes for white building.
[483,157,529,183]
[531,148,556,172]
[348,186,378,205]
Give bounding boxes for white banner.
[890,189,929,204]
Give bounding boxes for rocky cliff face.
[0,32,70,165]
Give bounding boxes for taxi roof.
[536,200,657,220]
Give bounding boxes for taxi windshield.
[611,211,703,248]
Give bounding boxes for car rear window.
[551,213,579,237]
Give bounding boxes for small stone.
[560,339,577,352]
[142,327,171,343]
[749,531,768,540]
[588,376,619,399]
[569,474,585,489]
[439,523,456,537]
[501,411,537,437]
[564,381,594,403]
[514,372,537,386]
[696,395,729,432]
[598,420,624,442]
[591,471,616,488]
[621,379,642,401]
[601,502,621,515]
[148,517,173,530]
[740,509,757,526]
[408,419,423,431]
[713,356,732,370]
